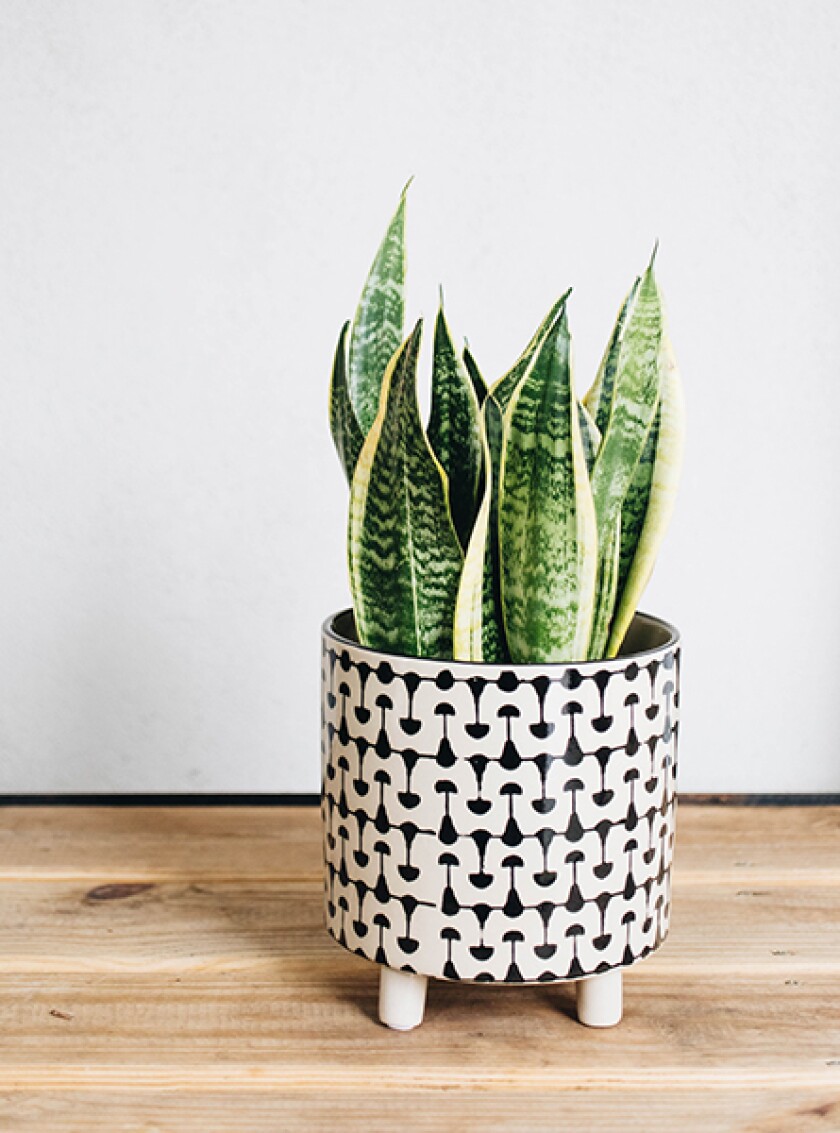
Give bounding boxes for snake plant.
[330,187,685,663]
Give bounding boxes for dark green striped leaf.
[498,307,597,663]
[583,278,640,438]
[428,304,484,552]
[587,512,622,660]
[578,401,601,474]
[453,394,509,662]
[616,410,660,601]
[328,321,364,484]
[607,331,685,656]
[589,262,663,550]
[348,322,464,659]
[463,342,487,408]
[348,184,409,434]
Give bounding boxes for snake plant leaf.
[329,321,364,484]
[583,390,618,660]
[348,183,409,434]
[463,342,487,408]
[587,511,622,660]
[583,277,640,438]
[499,307,598,663]
[615,410,660,601]
[490,289,573,412]
[464,343,489,513]
[428,304,484,552]
[578,401,601,474]
[348,321,464,659]
[453,394,508,662]
[607,330,685,657]
[580,402,615,662]
[589,261,663,551]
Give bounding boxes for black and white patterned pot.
[321,608,680,1029]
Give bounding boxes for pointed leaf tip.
[429,303,484,551]
[648,240,660,271]
[552,288,573,327]
[348,190,408,434]
[329,320,364,485]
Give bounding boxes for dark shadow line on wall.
[0,793,838,807]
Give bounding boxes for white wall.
[1,0,838,794]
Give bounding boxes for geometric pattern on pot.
[321,609,680,984]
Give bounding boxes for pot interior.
[616,613,676,656]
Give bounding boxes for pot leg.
[576,969,623,1027]
[378,967,428,1031]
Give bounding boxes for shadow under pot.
[320,608,680,1031]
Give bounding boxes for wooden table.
[0,803,838,1131]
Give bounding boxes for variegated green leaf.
[589,262,663,550]
[616,409,659,600]
[463,342,487,408]
[453,394,508,662]
[499,307,598,663]
[607,330,685,656]
[490,290,572,412]
[348,184,409,434]
[583,277,640,438]
[428,304,484,551]
[328,321,364,484]
[578,400,601,474]
[348,322,464,659]
[581,404,616,661]
[587,511,622,660]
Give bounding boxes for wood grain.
[1,972,839,1084]
[0,804,837,1131]
[1,1090,838,1133]
[0,806,323,881]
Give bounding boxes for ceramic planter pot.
[321,608,680,1030]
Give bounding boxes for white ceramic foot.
[378,967,428,1031]
[576,969,623,1028]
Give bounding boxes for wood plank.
[0,973,839,1088]
[0,807,322,882]
[674,805,840,884]
[0,881,837,975]
[1,1089,838,1133]
[0,805,838,883]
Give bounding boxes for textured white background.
[1,1,838,793]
